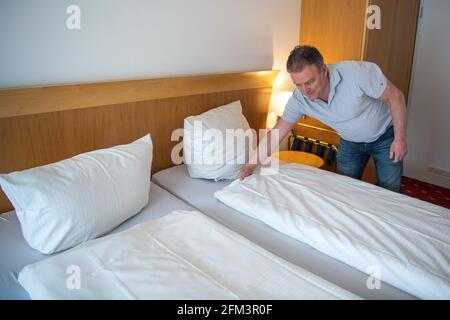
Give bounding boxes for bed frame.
[0,70,279,213]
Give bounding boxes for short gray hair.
[286,45,325,73]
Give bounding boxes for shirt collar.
[328,64,342,103]
[299,64,342,104]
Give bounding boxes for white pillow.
[0,134,153,254]
[183,100,254,180]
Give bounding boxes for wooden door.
[363,0,421,98]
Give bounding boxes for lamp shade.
[270,70,295,116]
[274,91,293,117]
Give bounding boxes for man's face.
[290,64,328,101]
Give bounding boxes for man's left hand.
[390,139,408,163]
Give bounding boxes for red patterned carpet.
[401,177,450,209]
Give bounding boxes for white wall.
[404,0,450,188]
[0,0,300,88]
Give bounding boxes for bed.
[1,70,444,300]
[215,163,450,299]
[152,164,418,300]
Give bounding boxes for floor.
[401,177,450,209]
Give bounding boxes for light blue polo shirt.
[282,61,393,143]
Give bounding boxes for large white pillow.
[183,100,254,180]
[0,134,153,254]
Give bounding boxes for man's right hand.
[237,118,295,181]
[238,163,258,180]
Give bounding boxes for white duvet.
[214,163,450,299]
[19,210,360,300]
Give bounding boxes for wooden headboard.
[0,70,279,213]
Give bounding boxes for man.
[239,45,408,192]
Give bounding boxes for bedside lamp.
[267,71,295,129]
[274,91,293,117]
[266,91,293,129]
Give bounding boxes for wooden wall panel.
[0,71,277,118]
[300,0,367,63]
[0,72,276,213]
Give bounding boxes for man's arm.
[238,118,296,180]
[378,79,408,162]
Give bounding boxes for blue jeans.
[336,126,403,192]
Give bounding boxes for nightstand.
[272,151,324,168]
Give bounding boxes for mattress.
[19,210,360,300]
[214,163,450,299]
[0,183,194,300]
[152,164,417,299]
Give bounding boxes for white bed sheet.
[19,210,360,300]
[214,164,450,299]
[152,164,418,299]
[0,183,193,300]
